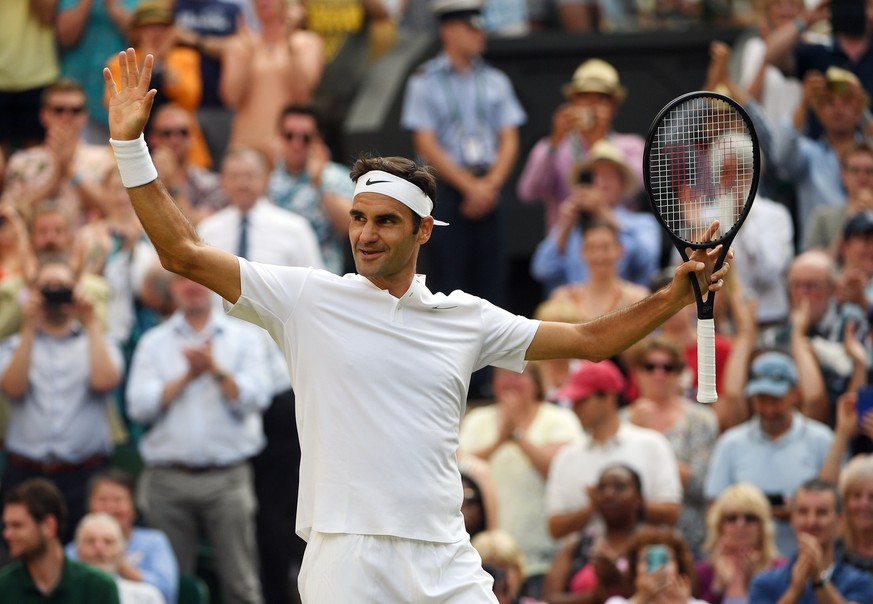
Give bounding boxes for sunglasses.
[283,131,313,143]
[47,105,85,116]
[155,128,190,138]
[642,362,680,373]
[723,512,760,524]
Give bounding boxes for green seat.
[178,572,210,604]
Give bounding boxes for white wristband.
[109,134,158,189]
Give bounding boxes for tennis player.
[104,49,730,603]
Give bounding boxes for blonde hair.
[703,483,779,568]
[839,455,873,550]
[471,529,526,578]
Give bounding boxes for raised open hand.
[103,49,157,141]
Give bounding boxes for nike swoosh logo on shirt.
[431,305,458,310]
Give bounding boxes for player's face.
[349,193,432,293]
[89,481,136,534]
[2,504,51,561]
[791,489,840,549]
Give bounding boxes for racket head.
[643,91,760,252]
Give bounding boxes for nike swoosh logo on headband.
[366,178,391,185]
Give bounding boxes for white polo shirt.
[545,422,682,517]
[227,260,540,544]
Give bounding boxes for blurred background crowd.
[3,0,873,602]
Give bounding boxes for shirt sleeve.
[517,138,559,203]
[400,73,437,132]
[225,259,310,335]
[476,300,540,372]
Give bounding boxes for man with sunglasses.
[705,351,834,558]
[2,79,112,223]
[268,104,355,275]
[545,359,682,540]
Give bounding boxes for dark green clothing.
[0,556,120,603]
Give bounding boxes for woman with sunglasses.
[696,483,783,604]
[541,464,646,604]
[624,335,719,557]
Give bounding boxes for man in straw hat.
[518,58,645,231]
[103,47,731,602]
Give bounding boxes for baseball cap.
[432,0,485,29]
[843,210,873,239]
[745,352,798,398]
[562,59,627,103]
[132,1,174,28]
[555,360,625,402]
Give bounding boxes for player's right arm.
[104,49,241,303]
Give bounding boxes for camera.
[41,286,74,307]
[645,544,668,573]
[577,169,593,186]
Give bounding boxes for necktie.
[238,214,249,259]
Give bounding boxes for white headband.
[353,170,449,226]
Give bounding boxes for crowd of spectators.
[2,0,873,603]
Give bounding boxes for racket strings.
[649,96,755,245]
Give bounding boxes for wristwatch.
[811,565,833,590]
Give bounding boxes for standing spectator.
[401,0,526,305]
[0,479,120,602]
[173,0,243,163]
[530,143,660,294]
[804,143,873,252]
[748,479,873,603]
[625,335,719,556]
[65,469,179,604]
[517,58,644,232]
[148,103,227,226]
[459,364,582,595]
[55,0,137,144]
[705,351,834,557]
[197,148,324,269]
[221,0,324,161]
[2,79,112,224]
[0,257,122,543]
[268,104,354,275]
[75,513,166,604]
[0,0,59,155]
[126,273,272,604]
[545,360,682,541]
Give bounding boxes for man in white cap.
[103,48,731,602]
[517,58,645,232]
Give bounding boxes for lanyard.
[438,67,488,134]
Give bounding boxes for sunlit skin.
[348,193,433,297]
[2,504,51,560]
[89,481,136,538]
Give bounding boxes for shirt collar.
[584,421,627,449]
[750,410,804,443]
[169,311,225,337]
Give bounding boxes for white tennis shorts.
[298,532,498,603]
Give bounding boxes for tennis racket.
[643,91,760,403]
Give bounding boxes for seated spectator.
[472,529,545,604]
[457,457,499,539]
[547,219,649,322]
[268,104,354,275]
[803,143,873,253]
[0,256,122,543]
[603,526,705,604]
[530,142,660,293]
[748,479,873,603]
[836,211,873,315]
[624,335,719,556]
[75,512,166,604]
[696,483,785,604]
[542,463,645,604]
[65,469,179,604]
[459,364,582,593]
[147,103,227,226]
[837,454,873,574]
[517,59,644,232]
[2,79,112,224]
[0,479,119,602]
[105,2,211,168]
[221,0,324,160]
[545,360,682,541]
[705,351,834,557]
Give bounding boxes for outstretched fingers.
[103,67,118,100]
[125,48,139,89]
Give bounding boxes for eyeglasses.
[155,128,190,138]
[47,105,85,116]
[845,165,873,176]
[283,131,313,143]
[642,362,680,373]
[723,512,760,524]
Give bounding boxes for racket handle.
[697,318,718,403]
